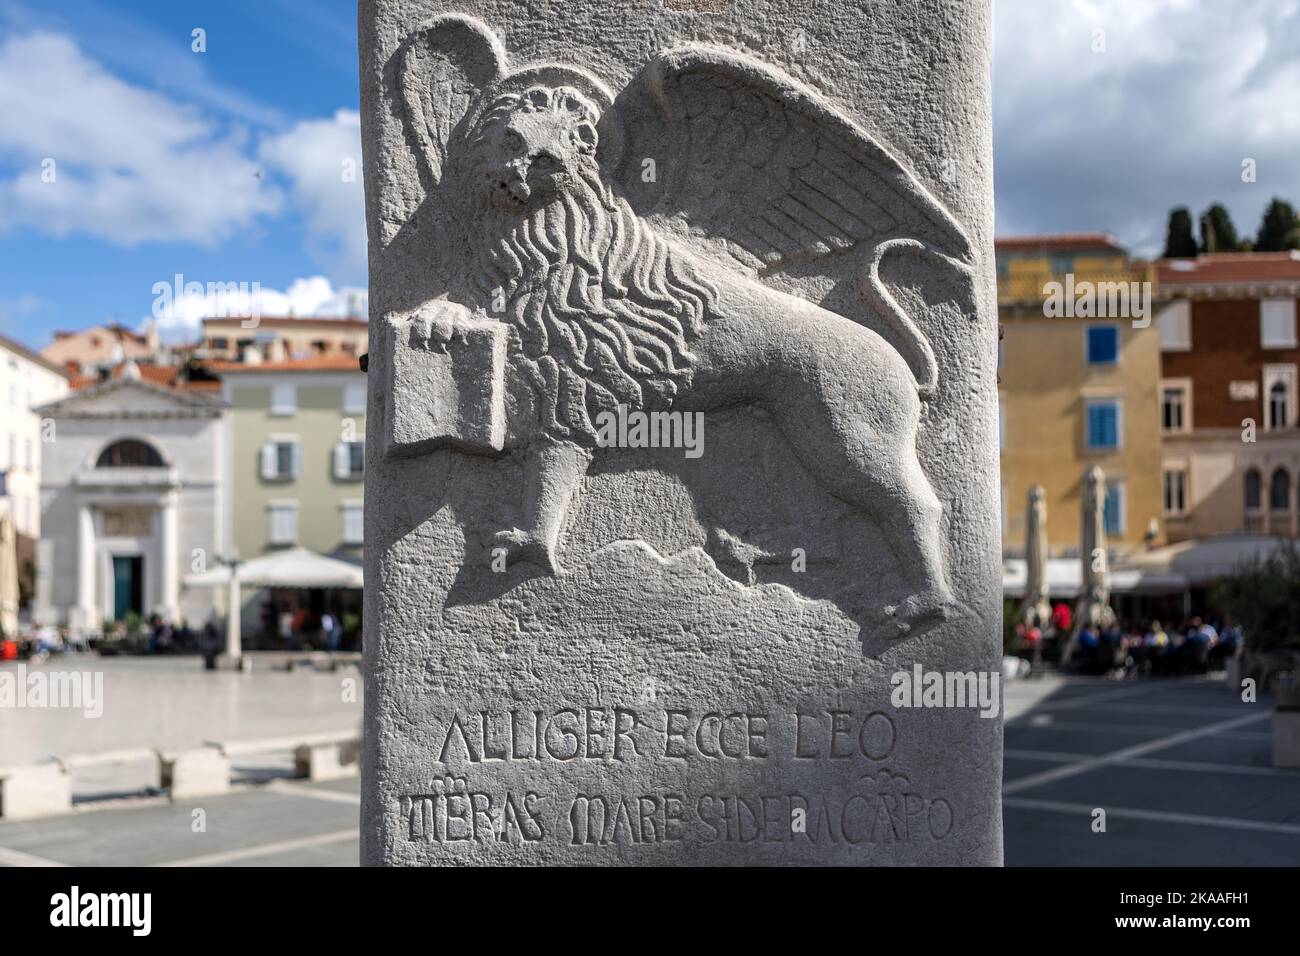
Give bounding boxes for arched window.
[1244,468,1262,512]
[96,439,164,468]
[1270,382,1290,429]
[1269,468,1291,512]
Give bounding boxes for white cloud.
[149,275,367,344]
[260,110,366,281]
[994,0,1300,254]
[0,292,45,329]
[0,31,281,245]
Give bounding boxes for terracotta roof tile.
[995,233,1124,253]
[69,362,221,393]
[1157,251,1300,285]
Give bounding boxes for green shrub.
[1213,541,1300,653]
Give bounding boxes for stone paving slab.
[1005,802,1300,866]
[0,656,362,767]
[1012,763,1300,825]
[0,781,359,867]
[1005,726,1176,757]
[1154,736,1281,768]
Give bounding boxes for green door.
[112,555,143,620]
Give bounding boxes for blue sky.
[1,0,1298,351]
[0,0,365,348]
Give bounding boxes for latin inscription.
[399,706,953,849]
[432,706,895,764]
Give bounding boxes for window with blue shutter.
[1086,325,1119,365]
[1086,399,1121,450]
[1103,483,1123,535]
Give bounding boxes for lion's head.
[455,84,718,445]
[462,85,602,214]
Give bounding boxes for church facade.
[33,364,227,632]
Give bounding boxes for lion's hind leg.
[866,450,955,635]
[772,401,953,636]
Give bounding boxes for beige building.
[199,316,368,364]
[42,322,159,372]
[997,234,1164,558]
[217,356,365,635]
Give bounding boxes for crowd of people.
[257,603,351,651]
[2,605,359,662]
[1014,604,1243,677]
[0,615,223,661]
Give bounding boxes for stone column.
[73,503,96,632]
[159,492,180,622]
[360,0,999,865]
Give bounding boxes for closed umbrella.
[0,511,18,639]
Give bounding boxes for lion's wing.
[397,14,505,190]
[606,45,970,272]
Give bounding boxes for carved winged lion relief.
[384,14,976,635]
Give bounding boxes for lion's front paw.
[491,528,560,573]
[410,302,466,354]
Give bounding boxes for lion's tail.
[864,238,975,401]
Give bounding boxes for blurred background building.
[1156,251,1300,540]
[32,361,227,631]
[997,233,1163,559]
[196,315,368,363]
[213,354,365,641]
[41,322,159,371]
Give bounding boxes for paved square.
[1,675,1295,866]
[1002,675,1300,865]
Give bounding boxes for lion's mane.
[462,88,720,444]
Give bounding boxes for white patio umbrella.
[1019,484,1051,628]
[184,548,363,661]
[1064,464,1115,663]
[0,511,18,639]
[185,548,363,589]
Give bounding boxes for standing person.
[1048,601,1071,663]
[1077,623,1100,672]
[1051,601,1071,635]
[321,612,342,651]
[201,620,220,670]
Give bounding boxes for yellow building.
[997,234,1163,559]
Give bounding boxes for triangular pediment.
[35,377,225,418]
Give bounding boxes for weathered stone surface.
[361,0,1000,864]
